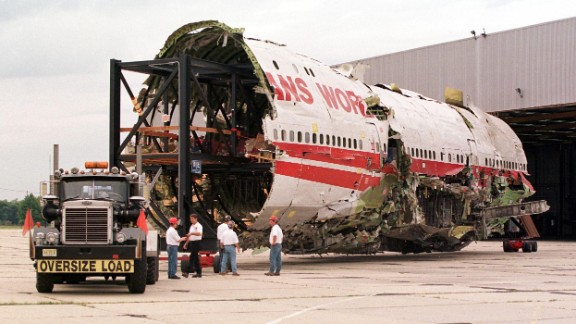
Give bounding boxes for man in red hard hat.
[166,217,187,279]
[265,215,283,276]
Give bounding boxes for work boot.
[264,272,273,276]
[169,275,181,279]
[192,274,202,278]
[182,272,189,278]
[273,272,280,276]
[232,272,240,276]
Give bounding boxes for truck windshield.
[61,178,129,202]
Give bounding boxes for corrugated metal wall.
[358,17,576,113]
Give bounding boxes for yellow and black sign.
[37,259,134,273]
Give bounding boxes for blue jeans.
[269,244,282,273]
[221,245,237,273]
[167,245,178,277]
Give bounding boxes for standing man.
[217,215,232,272]
[183,213,203,278]
[219,220,241,276]
[265,215,283,276]
[166,217,187,279]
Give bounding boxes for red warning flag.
[136,209,148,235]
[22,208,34,237]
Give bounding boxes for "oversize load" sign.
[37,259,134,273]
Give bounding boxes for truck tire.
[127,258,147,293]
[36,273,54,293]
[181,259,190,273]
[522,241,532,253]
[146,257,159,285]
[531,241,538,252]
[502,239,514,252]
[213,254,220,273]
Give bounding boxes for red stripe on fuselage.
[275,161,381,190]
[273,141,524,189]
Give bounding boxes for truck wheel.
[127,259,147,293]
[146,257,159,285]
[531,241,538,252]
[181,259,190,273]
[503,239,513,252]
[522,241,532,253]
[36,273,54,293]
[213,254,220,273]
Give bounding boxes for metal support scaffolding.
[108,54,267,233]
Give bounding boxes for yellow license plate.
[37,259,134,273]
[42,249,57,257]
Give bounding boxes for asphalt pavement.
[1,228,575,323]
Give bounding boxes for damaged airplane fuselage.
[125,21,546,254]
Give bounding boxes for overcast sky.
[1,0,575,201]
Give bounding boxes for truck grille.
[63,207,110,244]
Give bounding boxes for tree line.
[0,194,42,226]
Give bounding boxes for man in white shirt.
[166,217,187,279]
[265,215,283,276]
[183,213,203,278]
[219,220,240,276]
[217,215,232,273]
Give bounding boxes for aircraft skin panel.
[252,173,354,230]
[141,21,543,254]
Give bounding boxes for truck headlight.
[46,232,59,244]
[35,232,45,245]
[115,232,127,244]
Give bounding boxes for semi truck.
[31,162,159,293]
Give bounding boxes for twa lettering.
[265,72,366,116]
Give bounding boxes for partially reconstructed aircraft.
[113,21,549,255]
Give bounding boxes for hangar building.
[352,17,576,238]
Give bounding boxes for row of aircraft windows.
[485,158,526,171]
[272,129,388,153]
[409,146,526,171]
[272,60,316,77]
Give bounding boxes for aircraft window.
[424,150,428,159]
[273,60,279,70]
[332,135,336,146]
[304,67,310,75]
[326,134,330,145]
[354,139,357,149]
[433,151,436,160]
[448,153,452,162]
[290,130,295,142]
[383,143,387,153]
[319,134,323,145]
[375,142,380,152]
[429,150,433,160]
[411,148,415,156]
[312,133,316,144]
[309,68,316,77]
[440,152,444,161]
[305,132,310,143]
[343,138,347,148]
[273,129,278,140]
[359,139,363,150]
[419,149,423,158]
[297,131,303,143]
[348,138,352,148]
[337,137,341,147]
[292,64,299,73]
[485,158,488,166]
[281,130,286,141]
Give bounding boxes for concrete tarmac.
[2,228,576,323]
